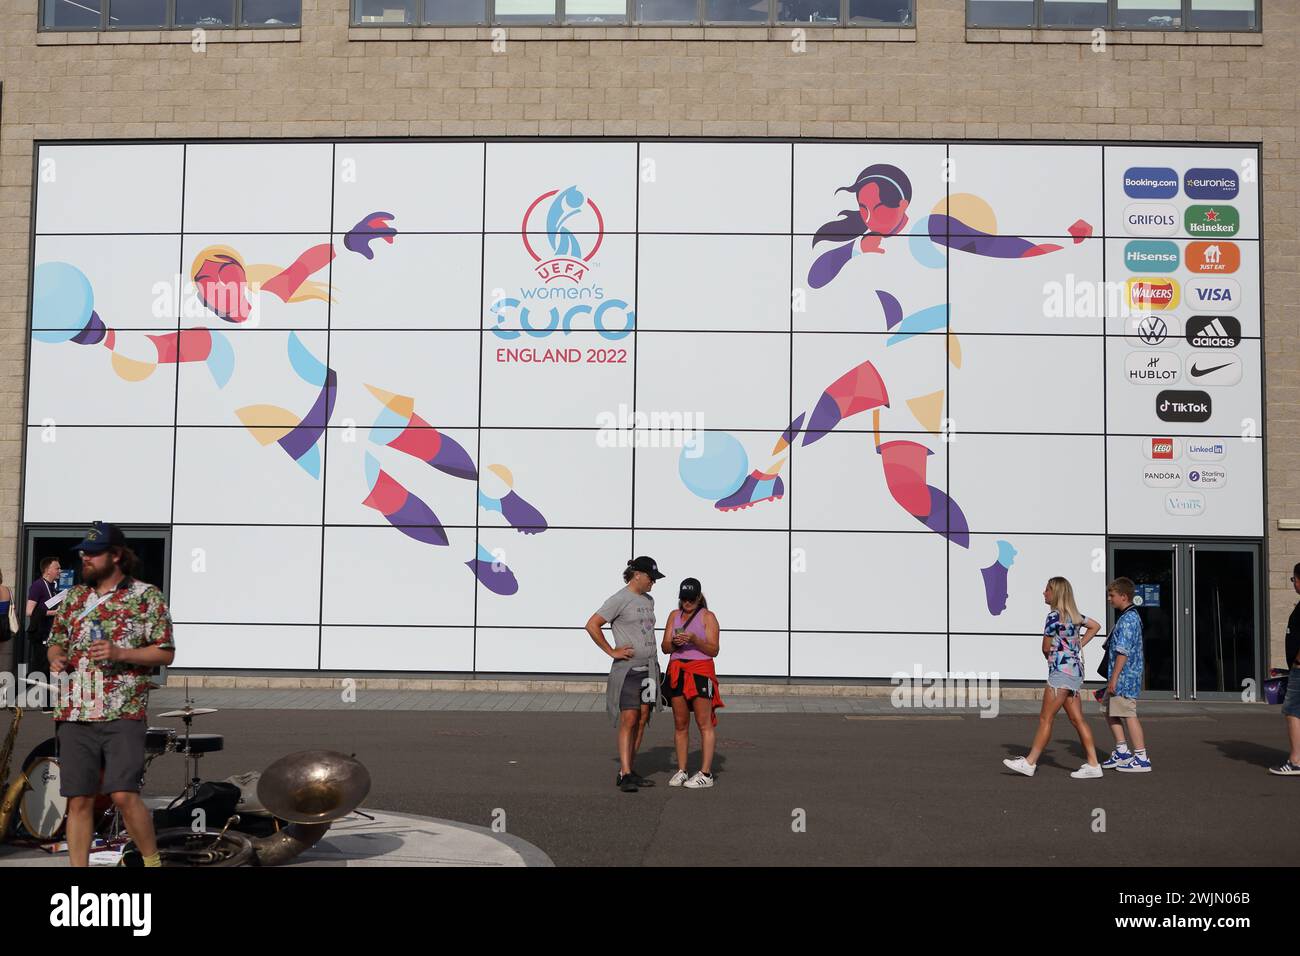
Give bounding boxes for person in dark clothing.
[1269,563,1300,775]
[25,556,62,674]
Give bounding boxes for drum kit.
[2,676,371,865]
[1,677,227,844]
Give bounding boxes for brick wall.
[0,0,1295,674]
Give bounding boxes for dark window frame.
[965,0,1262,33]
[349,0,916,28]
[39,0,303,31]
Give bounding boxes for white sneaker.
[1003,756,1037,777]
[1070,763,1103,779]
[683,771,714,789]
[668,770,689,787]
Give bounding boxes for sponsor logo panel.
[1184,205,1240,237]
[1124,167,1180,199]
[1185,241,1239,274]
[1156,389,1212,423]
[1143,466,1183,489]
[1123,240,1180,273]
[1184,315,1241,349]
[1142,437,1182,461]
[1125,351,1181,385]
[1127,277,1180,311]
[1183,168,1240,201]
[1124,203,1180,237]
[1165,492,1206,516]
[1185,352,1242,386]
[1187,467,1227,489]
[1186,278,1241,312]
[1126,313,1181,347]
[1186,440,1226,462]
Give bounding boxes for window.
[356,0,914,26]
[41,0,301,28]
[968,0,1259,30]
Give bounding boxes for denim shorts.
[1282,668,1300,719]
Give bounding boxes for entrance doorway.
[1108,540,1261,700]
[17,524,170,672]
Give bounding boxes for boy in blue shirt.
[1101,577,1151,773]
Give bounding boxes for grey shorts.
[1282,669,1300,719]
[55,718,148,797]
[619,667,653,711]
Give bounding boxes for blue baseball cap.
[73,521,126,554]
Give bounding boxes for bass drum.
[16,737,114,841]
[19,756,66,841]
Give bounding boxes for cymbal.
[158,707,219,718]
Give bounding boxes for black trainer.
[616,772,639,792]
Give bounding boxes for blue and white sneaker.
[1115,753,1152,773]
[1102,749,1134,770]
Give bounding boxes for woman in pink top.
[660,578,723,789]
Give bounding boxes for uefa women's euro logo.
[489,185,635,346]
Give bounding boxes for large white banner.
[25,140,1263,677]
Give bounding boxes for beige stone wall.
[0,0,1295,674]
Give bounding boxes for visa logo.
[1187,279,1242,312]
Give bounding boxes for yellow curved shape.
[363,384,415,419]
[110,351,156,382]
[486,463,515,487]
[948,333,963,369]
[235,405,298,445]
[906,390,946,435]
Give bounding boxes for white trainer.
[683,771,714,789]
[668,770,689,787]
[1003,756,1037,777]
[1070,763,1103,779]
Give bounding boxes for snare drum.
[145,727,177,755]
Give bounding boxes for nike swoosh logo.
[1190,363,1232,378]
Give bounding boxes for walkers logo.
[1124,203,1179,237]
[1123,167,1179,199]
[1186,278,1241,312]
[1142,437,1181,461]
[1124,240,1179,273]
[1183,168,1240,201]
[1185,315,1241,348]
[1156,389,1212,423]
[1187,467,1227,489]
[1165,492,1206,516]
[1125,351,1180,385]
[1185,241,1239,274]
[1127,314,1180,347]
[1143,466,1183,489]
[1187,439,1226,462]
[488,185,635,347]
[1126,277,1179,311]
[1184,205,1239,237]
[1185,352,1242,386]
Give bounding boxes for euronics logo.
[1185,205,1240,237]
[1124,240,1179,273]
[1183,168,1240,201]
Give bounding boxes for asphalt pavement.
[6,696,1294,866]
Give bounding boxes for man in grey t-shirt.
[585,555,665,792]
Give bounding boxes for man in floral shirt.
[47,522,175,867]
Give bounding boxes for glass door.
[1108,540,1261,700]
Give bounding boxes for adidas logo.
[1185,315,1240,349]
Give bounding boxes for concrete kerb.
[166,674,1089,701]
